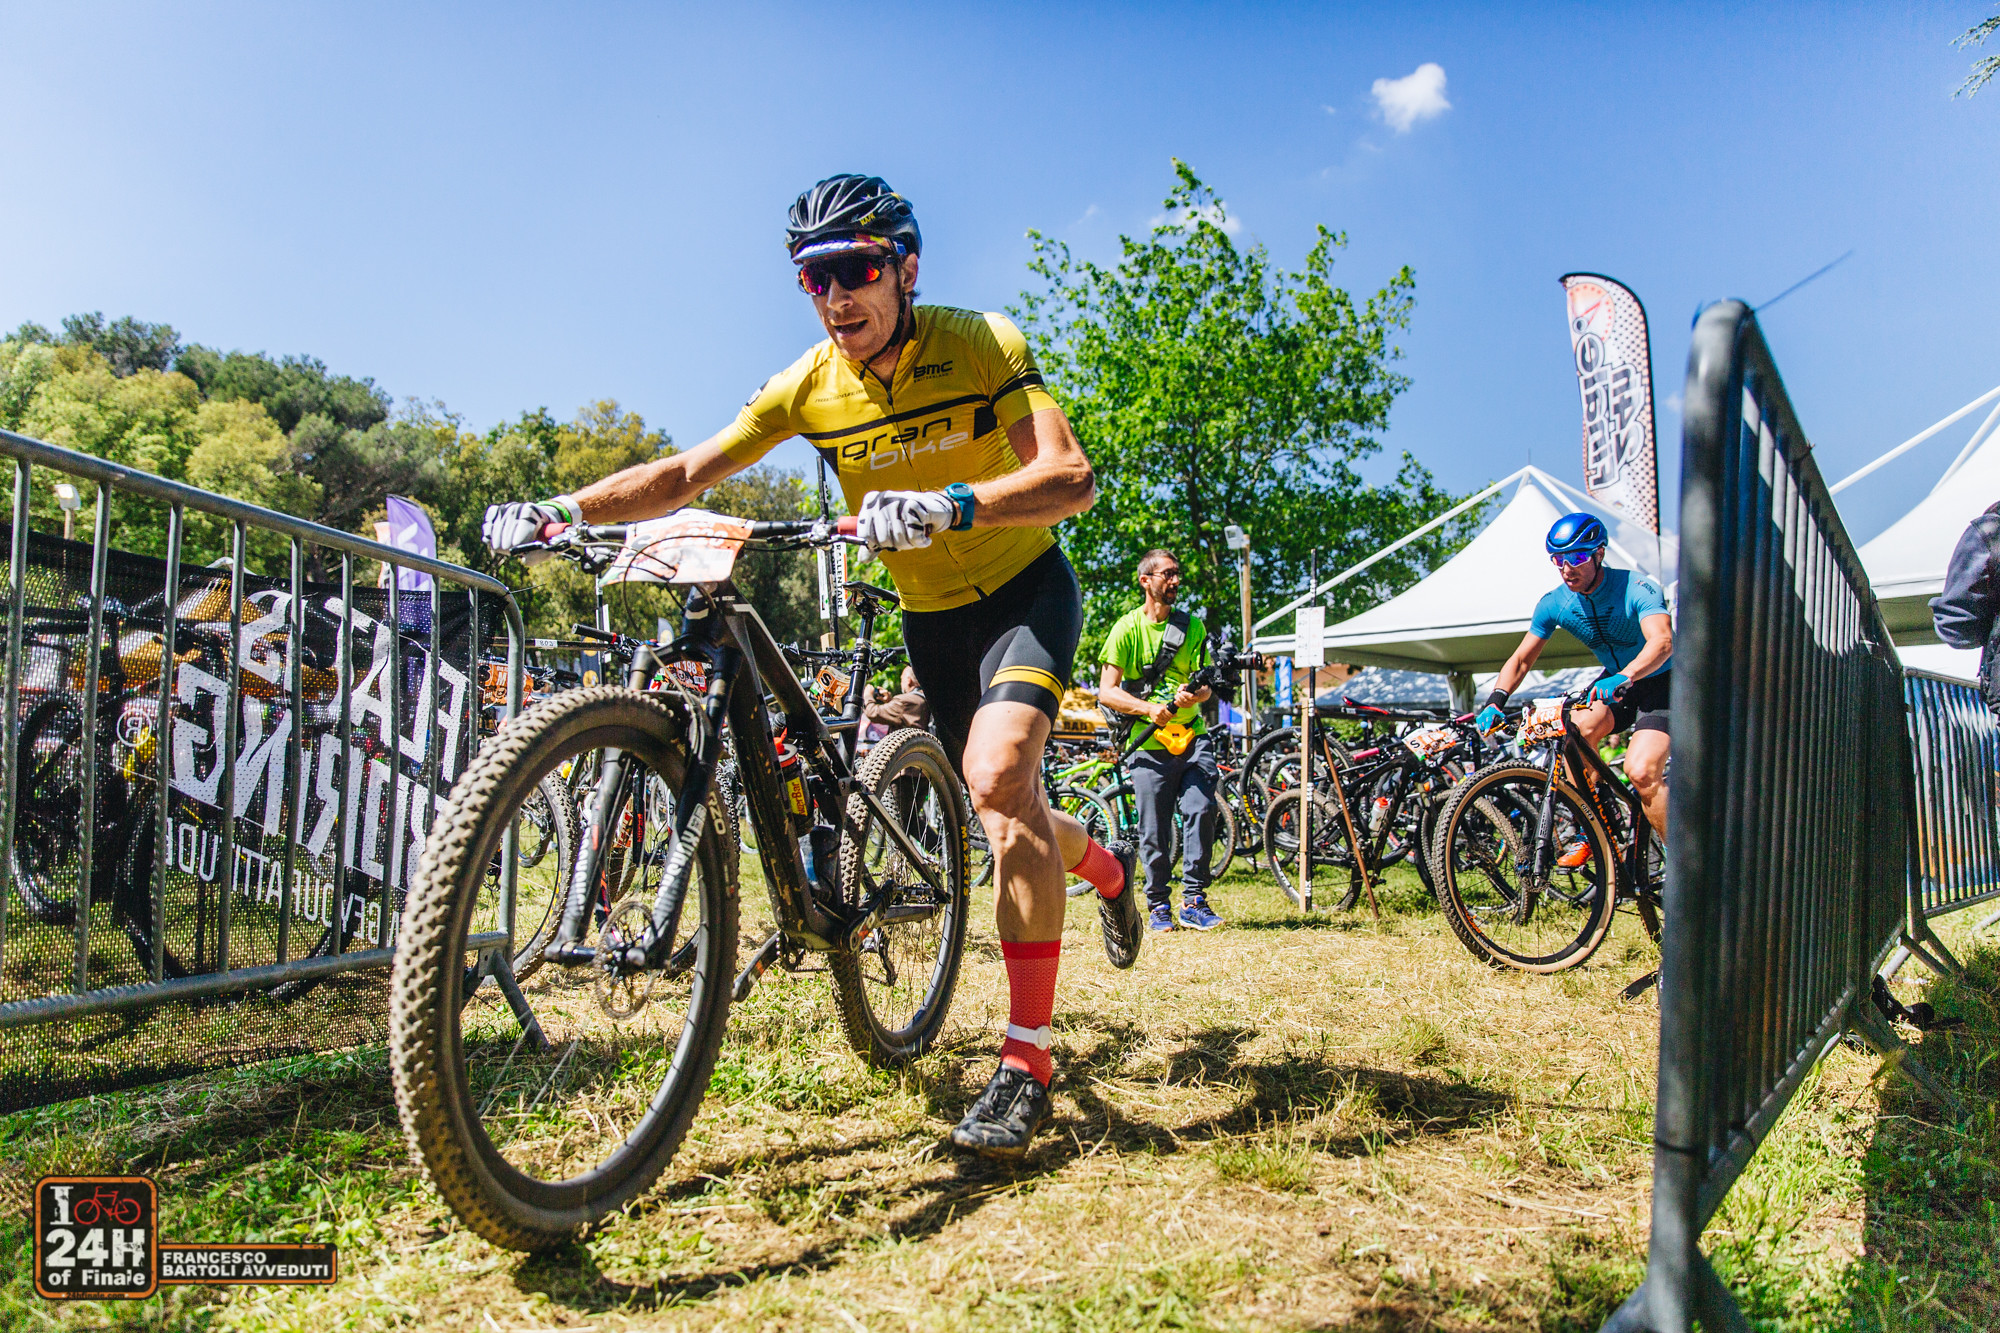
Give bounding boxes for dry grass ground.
[3,862,1995,1332]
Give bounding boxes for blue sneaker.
[1147,905,1176,932]
[1178,897,1224,931]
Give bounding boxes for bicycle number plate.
[603,510,751,586]
[1403,724,1458,759]
[1520,698,1566,745]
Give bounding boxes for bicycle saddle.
[842,579,899,609]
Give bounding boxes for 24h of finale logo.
[35,1176,337,1301]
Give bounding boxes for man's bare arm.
[1622,613,1674,682]
[566,436,752,524]
[961,407,1095,526]
[1491,632,1548,697]
[1098,664,1173,726]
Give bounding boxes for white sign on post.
[1295,606,1327,669]
[816,546,848,619]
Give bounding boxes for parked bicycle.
[1427,689,1663,972]
[389,510,970,1252]
[1261,705,1487,911]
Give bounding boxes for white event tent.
[1843,384,2000,683]
[1254,466,1678,708]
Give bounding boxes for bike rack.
[0,427,527,1035]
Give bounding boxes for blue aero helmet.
[1546,512,1609,558]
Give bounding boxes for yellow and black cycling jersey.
[715,305,1061,612]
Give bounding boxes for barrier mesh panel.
[1,524,504,1112]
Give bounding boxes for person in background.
[863,665,931,739]
[1098,549,1224,932]
[1933,500,2000,717]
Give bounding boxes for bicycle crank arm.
[732,929,784,1001]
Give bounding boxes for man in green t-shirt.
[1098,549,1224,931]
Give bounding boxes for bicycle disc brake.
[594,898,658,1019]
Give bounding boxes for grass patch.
[0,863,1991,1330]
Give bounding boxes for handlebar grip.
[836,516,859,537]
[538,520,569,541]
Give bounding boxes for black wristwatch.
[944,482,976,531]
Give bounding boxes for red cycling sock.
[1069,838,1126,899]
[998,939,1060,1086]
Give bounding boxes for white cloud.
[1371,62,1451,133]
[1149,202,1242,235]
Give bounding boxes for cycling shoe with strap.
[1099,839,1143,969]
[949,1064,1052,1159]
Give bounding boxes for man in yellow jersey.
[483,175,1141,1158]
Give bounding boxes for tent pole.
[1828,383,2000,496]
[1253,468,1526,634]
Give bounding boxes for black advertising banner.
[1,525,509,1111]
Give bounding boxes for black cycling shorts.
[1603,669,1671,735]
[901,544,1082,777]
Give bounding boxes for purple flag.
[385,495,436,594]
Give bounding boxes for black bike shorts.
[901,543,1082,777]
[1603,669,1671,736]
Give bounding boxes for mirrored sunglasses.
[797,253,893,297]
[1551,549,1601,569]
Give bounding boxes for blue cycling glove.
[1475,705,1505,734]
[1589,673,1629,704]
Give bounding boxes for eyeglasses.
[1551,549,1601,569]
[797,253,893,297]
[1142,569,1182,582]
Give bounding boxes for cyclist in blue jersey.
[1476,513,1674,836]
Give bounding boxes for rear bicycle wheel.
[1261,788,1362,911]
[1428,762,1615,972]
[390,686,737,1252]
[829,727,971,1066]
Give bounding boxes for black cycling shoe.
[1098,839,1143,970]
[949,1064,1053,1159]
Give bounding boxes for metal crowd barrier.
[1600,303,1957,1333]
[0,426,526,1036]
[1898,669,2000,966]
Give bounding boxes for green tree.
[57,312,181,378]
[1958,16,1999,96]
[1014,161,1481,658]
[176,347,389,433]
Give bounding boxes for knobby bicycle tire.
[1428,762,1616,972]
[390,686,737,1252]
[828,727,971,1066]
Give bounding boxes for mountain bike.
[389,510,970,1252]
[1427,690,1663,972]
[1260,709,1485,911]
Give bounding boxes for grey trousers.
[1128,733,1219,909]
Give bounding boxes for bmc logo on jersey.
[837,413,970,470]
[912,360,954,381]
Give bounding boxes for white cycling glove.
[481,498,577,562]
[855,490,956,554]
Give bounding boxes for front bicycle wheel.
[390,687,737,1252]
[505,772,579,982]
[1429,763,1615,972]
[829,727,970,1066]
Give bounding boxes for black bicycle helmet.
[786,174,922,261]
[1546,512,1609,556]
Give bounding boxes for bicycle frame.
[542,568,949,978]
[1524,703,1653,896]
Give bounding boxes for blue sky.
[5,2,1997,546]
